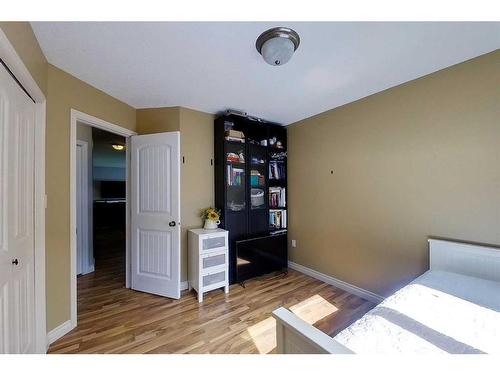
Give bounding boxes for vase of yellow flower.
[201,207,221,230]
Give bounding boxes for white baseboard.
[288,261,384,304]
[47,319,76,347]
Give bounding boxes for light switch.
[291,239,297,248]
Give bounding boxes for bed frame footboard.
[272,307,353,354]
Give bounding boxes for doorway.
[91,127,127,282]
[70,110,182,332]
[75,123,128,323]
[70,110,136,329]
[76,123,127,274]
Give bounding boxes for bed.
[272,239,500,354]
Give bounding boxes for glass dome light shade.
[261,37,295,66]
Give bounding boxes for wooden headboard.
[429,238,500,282]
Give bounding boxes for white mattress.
[334,270,500,354]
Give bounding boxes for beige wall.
[137,107,215,280]
[45,65,136,330]
[179,108,215,280]
[137,107,181,134]
[288,50,500,297]
[0,22,48,95]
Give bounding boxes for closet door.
[0,63,36,353]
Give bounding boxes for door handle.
[12,258,19,266]
[169,221,176,227]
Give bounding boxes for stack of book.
[269,187,286,208]
[225,129,245,143]
[269,209,287,229]
[269,160,286,180]
[227,165,244,186]
[250,170,265,187]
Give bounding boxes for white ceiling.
[31,22,499,124]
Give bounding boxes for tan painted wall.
[45,65,136,331]
[287,50,500,297]
[137,107,181,134]
[0,22,48,95]
[137,107,215,280]
[179,108,215,280]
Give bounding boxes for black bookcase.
[214,114,288,284]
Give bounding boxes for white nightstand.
[188,228,229,303]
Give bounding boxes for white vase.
[204,219,220,230]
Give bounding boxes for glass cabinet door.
[248,144,267,210]
[225,142,246,212]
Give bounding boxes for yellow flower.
[201,207,221,221]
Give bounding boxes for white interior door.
[76,141,88,276]
[130,132,181,299]
[0,64,36,353]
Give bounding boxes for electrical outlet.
[291,239,297,248]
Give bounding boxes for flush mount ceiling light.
[256,27,300,66]
[112,144,125,151]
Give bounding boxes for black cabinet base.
[235,233,287,284]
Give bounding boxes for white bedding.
[333,270,500,354]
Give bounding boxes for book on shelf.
[269,187,286,208]
[269,160,286,180]
[250,169,265,187]
[225,129,245,139]
[225,136,245,143]
[227,165,245,186]
[269,209,287,229]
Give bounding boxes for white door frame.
[76,140,93,275]
[0,29,46,353]
[70,109,136,329]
